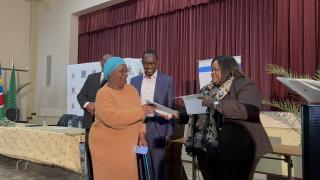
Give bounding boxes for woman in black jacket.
[198,55,272,180]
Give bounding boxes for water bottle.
[42,117,47,126]
[67,118,72,127]
[77,119,82,128]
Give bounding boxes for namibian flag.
[0,65,4,121]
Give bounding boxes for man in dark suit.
[131,50,174,180]
[77,54,111,180]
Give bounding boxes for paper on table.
[52,127,69,130]
[175,94,207,114]
[146,100,178,118]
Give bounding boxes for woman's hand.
[141,104,156,116]
[138,132,148,146]
[199,96,214,108]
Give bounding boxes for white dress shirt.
[140,71,157,105]
[100,72,104,82]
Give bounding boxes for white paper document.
[175,94,207,114]
[146,100,178,118]
[276,77,320,104]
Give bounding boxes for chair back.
[71,115,83,128]
[6,108,20,122]
[57,114,77,126]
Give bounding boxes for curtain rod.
[1,67,28,72]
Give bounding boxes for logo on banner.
[81,70,86,78]
[71,87,76,94]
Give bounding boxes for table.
[263,144,302,180]
[0,124,85,173]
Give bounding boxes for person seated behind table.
[89,57,155,180]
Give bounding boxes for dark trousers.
[85,129,94,180]
[197,122,256,180]
[196,150,213,180]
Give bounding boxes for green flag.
[6,64,16,109]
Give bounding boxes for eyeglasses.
[115,68,128,76]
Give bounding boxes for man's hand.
[172,112,180,119]
[159,113,172,120]
[138,132,148,146]
[159,111,181,120]
[86,102,95,116]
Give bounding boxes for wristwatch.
[213,100,219,109]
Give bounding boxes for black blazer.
[77,72,102,129]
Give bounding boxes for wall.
[32,0,126,123]
[0,0,31,120]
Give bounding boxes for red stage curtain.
[78,0,211,35]
[78,0,320,99]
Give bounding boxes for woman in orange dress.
[89,57,154,180]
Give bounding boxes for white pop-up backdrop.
[67,58,143,116]
[198,56,241,89]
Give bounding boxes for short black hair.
[212,55,244,84]
[142,50,158,60]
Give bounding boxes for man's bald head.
[100,54,112,69]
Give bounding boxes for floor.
[0,155,84,180]
[0,155,294,180]
[182,162,269,180]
